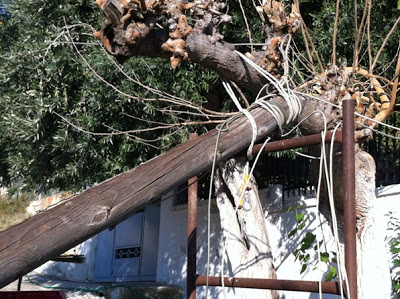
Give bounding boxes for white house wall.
[375,184,400,288]
[156,188,339,298]
[156,191,226,298]
[156,185,400,299]
[32,184,400,298]
[34,236,98,282]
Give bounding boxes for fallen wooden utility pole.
[0,96,304,288]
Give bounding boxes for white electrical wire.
[320,121,346,299]
[293,90,400,134]
[206,125,225,299]
[312,111,328,299]
[235,50,302,126]
[222,78,258,159]
[328,122,350,299]
[237,138,271,204]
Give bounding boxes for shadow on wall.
[156,192,226,298]
[157,186,341,299]
[262,186,341,299]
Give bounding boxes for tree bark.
[314,147,392,299]
[0,96,304,288]
[215,157,277,298]
[186,34,268,94]
[95,0,300,94]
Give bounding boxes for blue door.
[94,204,160,282]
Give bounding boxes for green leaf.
[398,0,400,9]
[300,264,307,274]
[298,220,307,230]
[325,272,334,281]
[295,212,305,223]
[303,232,316,244]
[320,252,330,263]
[293,249,299,257]
[288,228,297,238]
[325,266,338,281]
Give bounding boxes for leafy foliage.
[298,0,400,76]
[288,205,338,280]
[387,212,400,296]
[1,0,400,194]
[0,1,11,25]
[0,0,215,192]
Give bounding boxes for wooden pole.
[0,96,303,288]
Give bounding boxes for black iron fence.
[175,117,400,205]
[259,116,400,191]
[366,113,400,187]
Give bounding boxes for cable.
[206,123,227,299]
[235,50,302,127]
[222,78,258,160]
[355,121,400,140]
[236,138,271,207]
[322,122,346,299]
[293,90,400,134]
[328,122,350,299]
[308,110,328,299]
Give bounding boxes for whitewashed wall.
[156,185,400,298]
[35,236,98,282]
[375,184,400,291]
[33,184,400,298]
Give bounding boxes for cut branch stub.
[94,0,230,68]
[162,15,192,68]
[93,0,301,81]
[250,1,301,76]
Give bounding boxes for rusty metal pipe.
[196,275,342,294]
[187,133,199,299]
[342,100,358,298]
[251,131,343,155]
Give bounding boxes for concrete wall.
[156,191,226,298]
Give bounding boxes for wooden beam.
[0,96,304,288]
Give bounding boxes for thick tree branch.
[186,34,268,94]
[94,0,301,93]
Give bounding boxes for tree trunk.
[214,157,277,298]
[315,146,392,298]
[0,96,302,288]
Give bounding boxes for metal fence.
[260,117,400,191]
[175,118,400,205]
[366,113,400,187]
